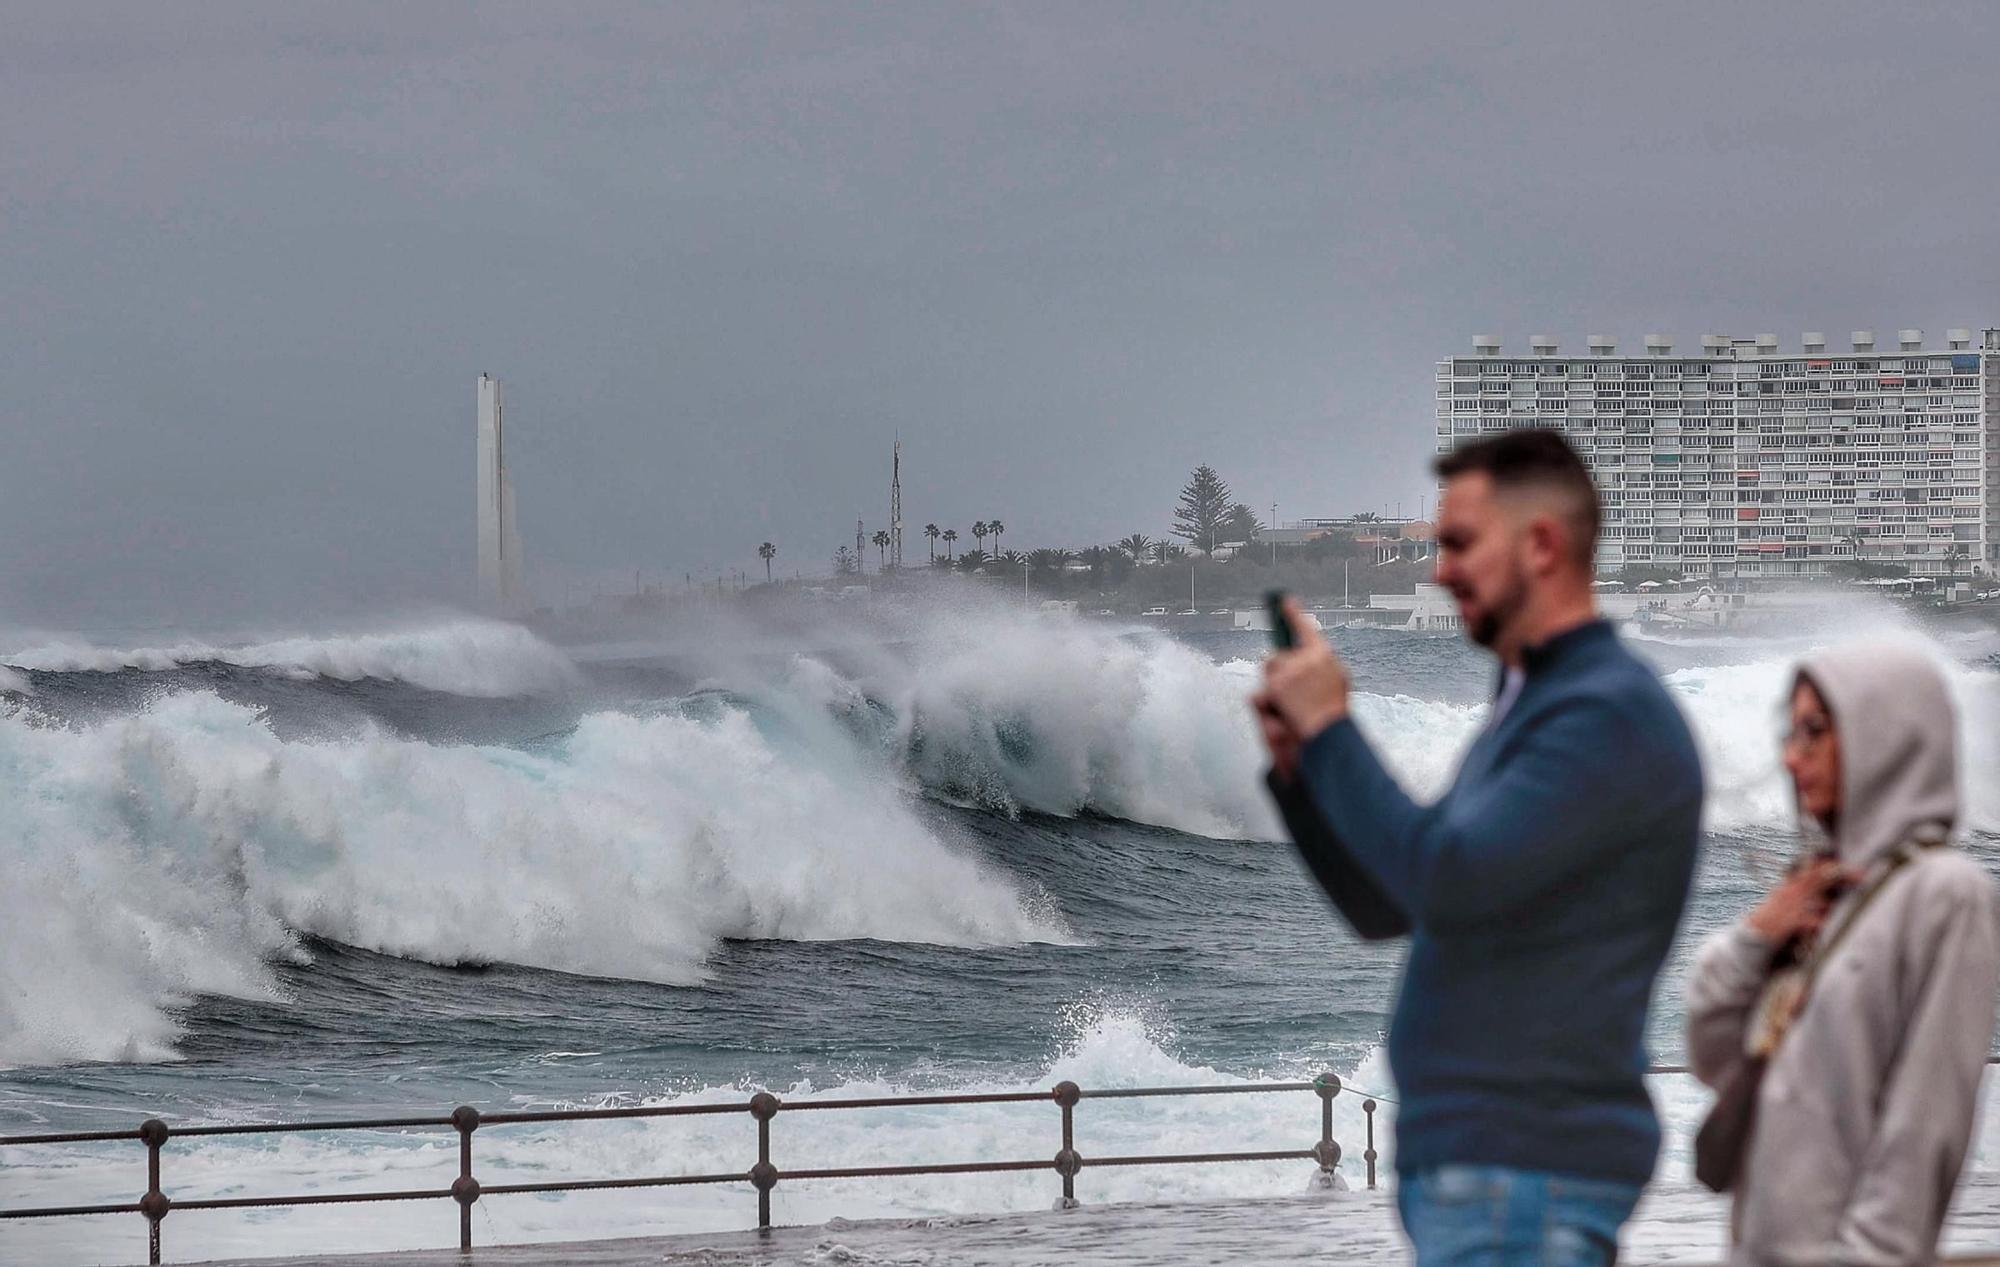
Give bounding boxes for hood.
[1795,641,1959,866]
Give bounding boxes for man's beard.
[1466,566,1530,649]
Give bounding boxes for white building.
[476,374,522,608]
[1436,329,1998,580]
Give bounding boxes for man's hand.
[1251,691,1301,779]
[1259,596,1352,745]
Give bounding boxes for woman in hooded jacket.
[1686,642,2000,1266]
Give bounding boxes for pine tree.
[1220,503,1263,545]
[1171,465,1233,553]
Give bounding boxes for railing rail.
[0,1073,1382,1265]
[16,1058,1991,1265]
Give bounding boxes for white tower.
[476,374,520,609]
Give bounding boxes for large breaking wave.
[4,606,1995,1067]
[0,691,1068,1067]
[733,609,1997,844]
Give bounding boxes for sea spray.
[829,608,2000,842]
[725,609,1474,841]
[0,691,1066,1066]
[0,620,580,697]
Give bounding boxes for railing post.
[138,1118,169,1266]
[1362,1098,1378,1190]
[450,1105,481,1253]
[749,1092,780,1230]
[1051,1081,1082,1209]
[1311,1073,1343,1189]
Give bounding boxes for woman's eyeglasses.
[1782,714,1834,753]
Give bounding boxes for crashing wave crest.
[0,621,579,697]
[747,614,1998,843]
[0,691,1065,1067]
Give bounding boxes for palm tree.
[988,520,1005,557]
[1118,533,1154,563]
[942,528,958,559]
[871,529,891,570]
[924,523,941,562]
[758,541,776,583]
[972,521,989,557]
[1948,543,1969,580]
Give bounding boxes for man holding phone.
[1254,429,1702,1266]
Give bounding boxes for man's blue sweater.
[1271,619,1701,1185]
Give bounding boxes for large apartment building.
[1435,329,1999,580]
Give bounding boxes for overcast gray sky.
[4,2,1997,629]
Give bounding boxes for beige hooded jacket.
[1685,642,2000,1266]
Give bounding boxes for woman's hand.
[1746,856,1855,944]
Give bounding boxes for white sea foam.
[665,605,2000,848]
[872,607,2000,843]
[0,664,26,694]
[0,691,1066,1067]
[0,1010,1394,1266]
[710,610,1480,843]
[0,620,580,696]
[810,617,1290,840]
[1661,644,2000,839]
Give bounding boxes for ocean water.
[1,600,1997,1265]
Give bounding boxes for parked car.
[1142,606,1168,616]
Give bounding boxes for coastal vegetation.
[749,463,1439,610]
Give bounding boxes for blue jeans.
[1397,1165,1642,1267]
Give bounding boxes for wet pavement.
[187,1174,2000,1266]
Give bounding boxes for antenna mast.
[890,439,904,572]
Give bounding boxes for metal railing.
[0,1073,1384,1266]
[26,1056,1992,1265]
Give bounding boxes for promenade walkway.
[192,1174,2000,1267]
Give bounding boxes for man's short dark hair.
[1432,428,1601,568]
